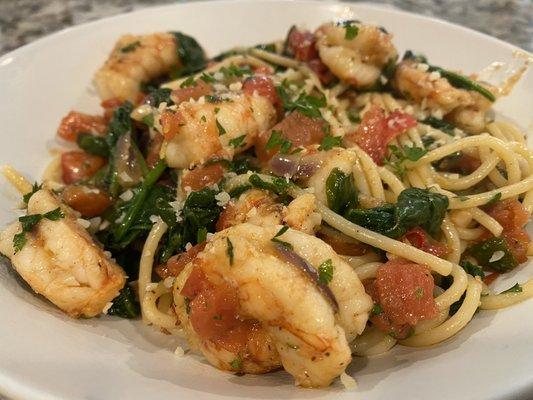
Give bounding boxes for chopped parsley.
[249,174,290,196]
[226,237,234,265]
[501,283,522,294]
[216,119,227,135]
[276,84,326,119]
[13,207,65,253]
[271,225,293,250]
[142,113,154,128]
[120,41,141,53]
[180,76,197,88]
[23,182,42,205]
[230,355,243,370]
[414,287,424,299]
[371,304,382,315]
[265,130,291,154]
[200,72,216,83]
[342,21,359,40]
[220,64,253,79]
[200,115,207,123]
[319,135,342,151]
[485,192,502,206]
[184,297,191,314]
[385,144,427,178]
[317,259,334,285]
[229,135,246,148]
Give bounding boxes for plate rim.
[0,1,531,399]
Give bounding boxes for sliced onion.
[274,243,338,310]
[269,154,298,177]
[114,132,143,187]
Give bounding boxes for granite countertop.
[0,0,532,54]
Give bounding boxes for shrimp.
[0,189,126,318]
[392,60,493,132]
[94,33,178,102]
[173,223,372,387]
[315,22,398,89]
[306,148,358,205]
[216,189,321,234]
[161,92,277,169]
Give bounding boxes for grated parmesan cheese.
[119,190,134,201]
[149,215,160,223]
[99,220,110,231]
[417,63,429,72]
[102,301,113,315]
[174,346,185,357]
[340,372,358,390]
[145,282,158,292]
[428,71,441,81]
[76,218,91,229]
[215,191,231,206]
[163,276,175,288]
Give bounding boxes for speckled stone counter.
[0,0,532,55]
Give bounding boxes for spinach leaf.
[460,260,485,279]
[325,168,358,215]
[107,286,140,318]
[345,188,448,238]
[181,188,222,245]
[422,116,456,136]
[171,32,206,77]
[106,101,134,148]
[468,237,518,272]
[144,87,174,107]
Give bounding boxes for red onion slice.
[274,243,339,311]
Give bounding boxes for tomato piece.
[171,80,212,105]
[101,97,124,121]
[369,260,438,338]
[346,106,417,165]
[286,27,318,62]
[156,242,207,279]
[61,185,111,218]
[243,76,280,106]
[60,151,106,184]
[181,163,225,191]
[483,272,500,286]
[57,111,106,142]
[145,133,164,168]
[404,227,449,258]
[483,199,531,263]
[160,110,185,140]
[255,111,325,162]
[181,264,263,356]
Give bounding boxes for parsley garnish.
[414,287,424,299]
[342,21,359,40]
[276,84,326,119]
[317,259,334,285]
[200,72,216,83]
[271,225,293,249]
[180,76,197,88]
[23,183,42,205]
[485,192,502,206]
[371,304,382,315]
[120,41,141,53]
[220,64,253,79]
[13,207,65,253]
[200,115,207,123]
[265,130,291,154]
[501,283,523,294]
[216,119,226,135]
[230,355,243,370]
[385,144,427,178]
[229,135,246,148]
[249,174,290,196]
[184,297,191,314]
[226,237,234,265]
[142,114,154,128]
[319,135,342,151]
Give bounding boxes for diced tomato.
[181,163,225,191]
[404,227,449,258]
[160,110,185,140]
[483,199,531,263]
[60,151,106,184]
[61,185,111,217]
[483,272,500,286]
[286,27,318,62]
[346,106,417,165]
[368,260,438,338]
[101,97,124,121]
[181,264,263,356]
[307,58,335,85]
[171,80,212,105]
[255,111,325,162]
[242,76,280,106]
[156,242,207,279]
[57,111,107,142]
[436,153,481,175]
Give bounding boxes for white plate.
[0,1,532,399]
